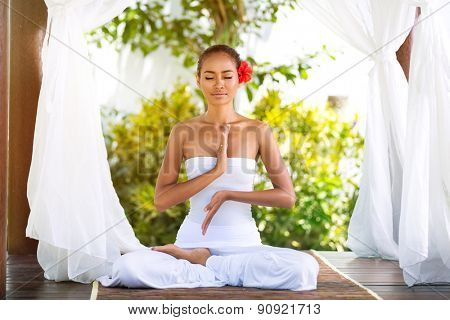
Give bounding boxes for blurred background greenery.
[96,0,364,251]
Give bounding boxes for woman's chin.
[207,97,232,105]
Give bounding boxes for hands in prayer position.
[201,124,231,235]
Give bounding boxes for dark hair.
[196,44,241,77]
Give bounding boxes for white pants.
[97,245,320,291]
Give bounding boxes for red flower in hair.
[238,60,252,83]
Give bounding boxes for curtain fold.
[399,0,450,286]
[302,0,450,286]
[25,0,449,287]
[26,0,145,284]
[300,0,416,260]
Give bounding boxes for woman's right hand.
[215,124,231,175]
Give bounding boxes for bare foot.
[151,244,211,266]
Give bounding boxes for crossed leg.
[206,245,320,291]
[96,247,225,289]
[152,243,319,291]
[97,244,319,291]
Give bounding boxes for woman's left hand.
[201,190,230,235]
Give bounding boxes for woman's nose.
[214,79,225,87]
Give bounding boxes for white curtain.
[302,0,450,286]
[93,0,198,114]
[400,0,450,285]
[26,0,145,284]
[99,45,197,114]
[300,0,416,259]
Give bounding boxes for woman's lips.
[212,93,227,96]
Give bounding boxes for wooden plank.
[366,285,449,300]
[322,260,399,269]
[316,251,357,258]
[5,255,91,300]
[317,251,450,299]
[0,0,9,301]
[6,253,449,300]
[341,273,406,285]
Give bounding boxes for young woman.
[97,45,319,291]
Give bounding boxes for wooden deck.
[4,251,449,300]
[319,251,449,300]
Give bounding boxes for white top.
[174,157,263,248]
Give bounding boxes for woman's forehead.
[202,53,236,72]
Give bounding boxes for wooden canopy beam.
[0,0,10,300]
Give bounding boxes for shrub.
[251,90,364,250]
[103,85,363,250]
[103,82,200,245]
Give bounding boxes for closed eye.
[205,77,233,80]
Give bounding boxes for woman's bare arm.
[154,123,225,212]
[225,122,296,208]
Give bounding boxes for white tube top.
[174,156,262,248]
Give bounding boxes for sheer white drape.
[95,0,274,115]
[400,0,450,285]
[301,0,450,286]
[26,0,449,287]
[94,0,198,114]
[300,0,416,259]
[26,0,145,284]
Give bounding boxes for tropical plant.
[103,83,364,250]
[252,90,364,251]
[103,82,200,244]
[89,0,334,102]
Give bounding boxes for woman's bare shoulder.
[236,115,261,125]
[169,117,210,142]
[247,118,270,132]
[170,117,201,131]
[226,115,265,130]
[176,116,205,128]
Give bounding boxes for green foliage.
[95,0,360,251]
[103,82,201,245]
[246,48,334,101]
[251,90,364,251]
[88,0,334,103]
[89,0,299,59]
[103,84,364,250]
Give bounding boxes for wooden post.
[396,31,413,81]
[7,0,46,255]
[396,7,420,81]
[0,0,9,300]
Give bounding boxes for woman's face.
[196,52,242,106]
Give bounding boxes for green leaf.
[246,86,254,102]
[300,69,308,80]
